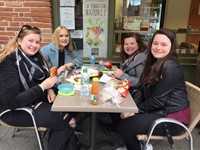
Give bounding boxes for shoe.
[144,143,153,150]
[116,146,127,150]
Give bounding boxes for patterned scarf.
[121,51,139,72]
[15,49,49,90]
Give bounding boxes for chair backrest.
[137,81,200,141]
[185,81,200,132]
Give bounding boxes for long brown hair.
[139,29,178,85]
[51,26,74,52]
[120,32,147,62]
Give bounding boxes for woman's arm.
[67,51,83,67]
[0,62,44,110]
[118,63,144,87]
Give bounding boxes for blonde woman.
[41,26,83,75]
[0,25,77,150]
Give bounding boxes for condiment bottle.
[90,77,100,105]
[98,57,104,69]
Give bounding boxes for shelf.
[115,30,155,33]
[171,30,200,35]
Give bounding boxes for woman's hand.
[47,89,56,103]
[65,62,74,68]
[114,68,123,78]
[120,112,135,119]
[40,76,57,90]
[57,65,66,75]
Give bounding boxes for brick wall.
[0,0,53,49]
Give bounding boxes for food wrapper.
[100,80,122,106]
[115,79,130,97]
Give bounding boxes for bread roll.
[50,67,57,77]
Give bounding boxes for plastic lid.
[92,77,99,82]
[83,68,88,73]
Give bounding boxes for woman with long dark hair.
[116,29,190,150]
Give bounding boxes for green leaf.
[97,20,104,27]
[88,18,93,26]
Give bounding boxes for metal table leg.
[89,112,97,150]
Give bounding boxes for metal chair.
[137,81,200,150]
[0,107,47,150]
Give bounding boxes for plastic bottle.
[80,68,90,96]
[90,77,100,105]
[90,52,96,66]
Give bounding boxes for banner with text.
[83,0,109,57]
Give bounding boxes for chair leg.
[17,108,45,150]
[11,127,19,138]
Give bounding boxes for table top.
[51,87,138,113]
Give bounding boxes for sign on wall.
[60,7,75,30]
[83,0,109,57]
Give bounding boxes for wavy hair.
[139,29,178,85]
[51,26,74,52]
[120,32,147,62]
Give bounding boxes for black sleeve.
[0,60,45,111]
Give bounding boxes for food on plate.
[50,66,57,77]
[74,77,80,82]
[102,66,110,71]
[104,61,112,69]
[115,79,130,97]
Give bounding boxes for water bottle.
[80,68,90,96]
[90,52,96,66]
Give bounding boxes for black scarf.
[15,49,49,90]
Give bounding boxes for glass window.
[113,0,166,55]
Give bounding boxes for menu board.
[83,0,109,57]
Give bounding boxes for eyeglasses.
[18,25,41,37]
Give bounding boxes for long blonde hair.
[0,25,41,62]
[52,26,74,52]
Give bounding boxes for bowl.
[58,83,74,94]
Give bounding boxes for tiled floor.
[0,113,200,150]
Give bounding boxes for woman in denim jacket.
[41,26,83,76]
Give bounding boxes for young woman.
[41,26,83,75]
[116,29,190,150]
[0,25,76,150]
[113,32,147,94]
[110,33,148,128]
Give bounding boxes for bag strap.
[164,123,174,148]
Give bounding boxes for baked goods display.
[50,66,57,77]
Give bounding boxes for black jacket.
[0,52,47,113]
[136,59,190,116]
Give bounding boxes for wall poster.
[60,0,75,6]
[83,0,109,57]
[60,7,75,30]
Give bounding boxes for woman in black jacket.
[116,29,190,150]
[0,25,76,150]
